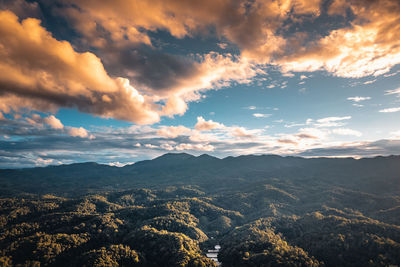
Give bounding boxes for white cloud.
[390,130,400,139]
[246,106,257,110]
[332,128,362,137]
[379,107,400,113]
[385,88,400,96]
[363,79,377,85]
[145,144,158,149]
[253,113,271,118]
[67,127,95,139]
[347,96,371,102]
[175,143,214,151]
[44,115,64,129]
[195,116,224,131]
[156,125,191,138]
[315,116,351,127]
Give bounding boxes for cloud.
[253,113,271,118]
[296,133,318,139]
[315,116,351,127]
[0,0,41,19]
[332,128,362,137]
[385,88,400,96]
[195,116,224,131]
[1,11,258,126]
[277,0,400,78]
[379,107,400,113]
[67,127,94,139]
[297,128,327,140]
[1,116,400,168]
[363,79,377,85]
[156,125,191,138]
[43,115,64,129]
[299,139,400,158]
[218,43,228,49]
[390,130,400,139]
[347,96,371,102]
[277,138,299,146]
[0,10,160,124]
[2,0,399,130]
[230,127,254,138]
[245,106,257,110]
[175,143,214,152]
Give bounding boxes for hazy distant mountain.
[1,153,399,196]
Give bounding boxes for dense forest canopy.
[1,153,400,266]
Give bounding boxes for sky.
[0,0,400,168]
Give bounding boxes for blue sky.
[0,0,400,168]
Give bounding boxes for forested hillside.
[1,154,400,266]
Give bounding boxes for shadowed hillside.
[0,153,400,266]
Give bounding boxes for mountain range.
[1,153,400,266]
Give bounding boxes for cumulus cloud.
[43,115,64,129]
[67,127,94,139]
[0,10,160,124]
[195,116,224,131]
[0,10,261,123]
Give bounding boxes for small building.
[206,245,221,265]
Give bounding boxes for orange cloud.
[48,0,400,81]
[277,0,400,77]
[60,0,321,65]
[0,10,160,124]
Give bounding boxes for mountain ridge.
[4,152,400,171]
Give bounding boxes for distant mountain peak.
[154,152,195,160]
[197,154,218,159]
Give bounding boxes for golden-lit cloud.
[60,0,321,64]
[277,0,400,77]
[43,115,64,130]
[195,116,224,131]
[0,10,160,124]
[67,126,94,139]
[2,0,400,130]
